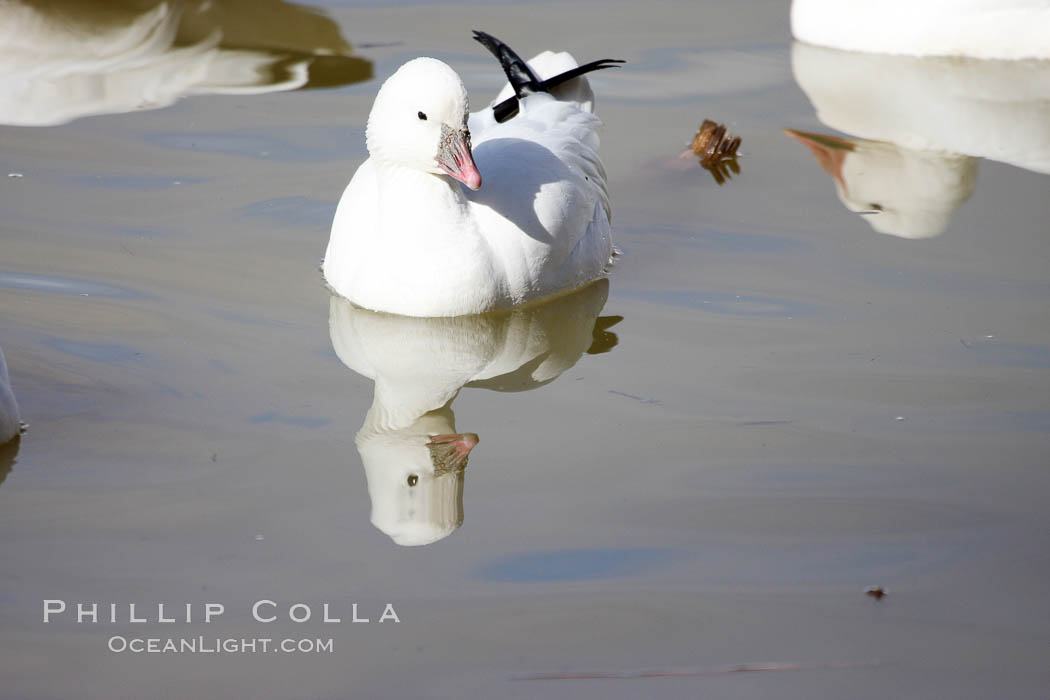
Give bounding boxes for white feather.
[791,0,1050,60]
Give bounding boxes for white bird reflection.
[0,346,20,442]
[329,280,619,547]
[0,346,23,485]
[0,0,371,127]
[787,42,1050,239]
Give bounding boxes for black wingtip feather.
[489,57,626,123]
[472,30,625,123]
[472,30,543,99]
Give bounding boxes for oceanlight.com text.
[107,636,334,654]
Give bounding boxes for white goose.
[791,0,1050,60]
[323,32,621,318]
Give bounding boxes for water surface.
[1,1,1048,698]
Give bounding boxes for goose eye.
[417,112,427,121]
[407,474,418,487]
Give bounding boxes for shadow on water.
[0,436,20,489]
[328,280,619,547]
[476,547,675,582]
[0,0,373,126]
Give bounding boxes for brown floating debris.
[691,120,741,161]
[684,119,742,185]
[864,585,888,600]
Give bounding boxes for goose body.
[791,0,1050,60]
[323,36,616,318]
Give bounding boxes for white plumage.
[323,47,614,318]
[791,0,1050,60]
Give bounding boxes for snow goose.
[323,32,622,317]
[329,280,615,545]
[791,0,1050,60]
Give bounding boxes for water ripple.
[0,271,155,300]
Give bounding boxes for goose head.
[365,57,481,190]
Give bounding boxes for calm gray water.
[1,1,1048,698]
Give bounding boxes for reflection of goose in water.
[0,435,19,488]
[787,42,1050,239]
[0,0,371,126]
[329,280,619,546]
[0,347,20,444]
[1,347,22,485]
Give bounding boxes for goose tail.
[472,30,624,123]
[472,30,543,99]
